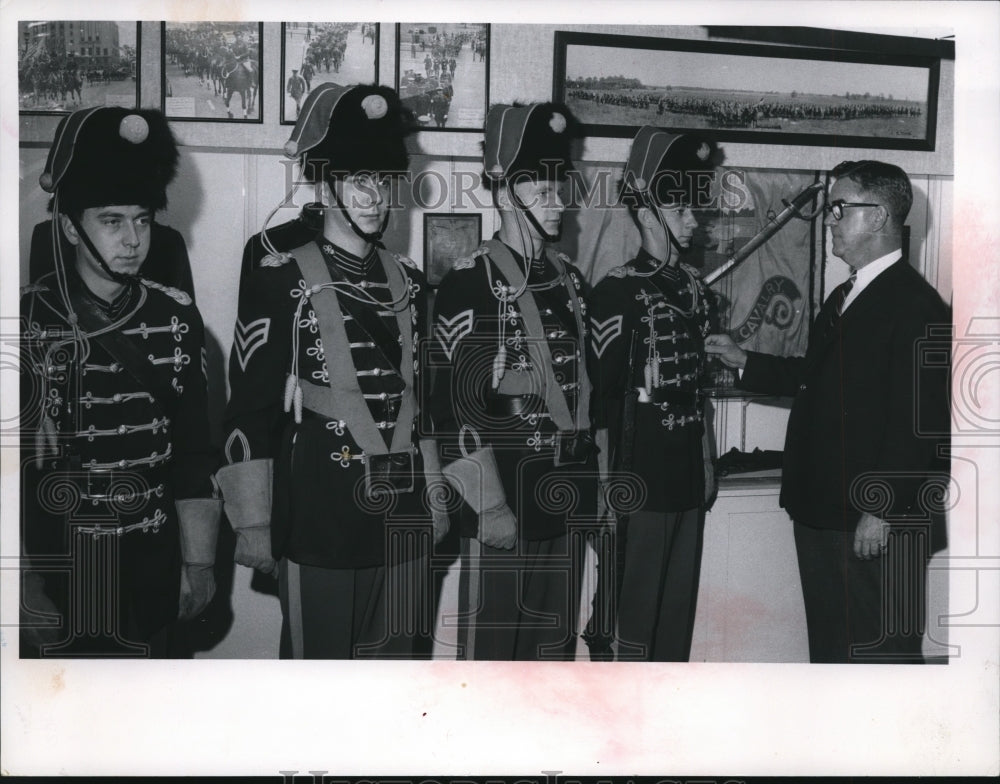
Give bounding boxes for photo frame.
[423,212,483,285]
[553,30,942,150]
[280,22,380,125]
[17,21,140,114]
[161,21,263,123]
[395,23,489,132]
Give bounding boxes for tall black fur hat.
[620,125,715,208]
[483,102,579,182]
[284,83,413,182]
[40,107,179,213]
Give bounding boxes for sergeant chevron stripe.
[435,309,473,361]
[590,315,623,358]
[234,317,271,371]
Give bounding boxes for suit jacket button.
[799,384,807,391]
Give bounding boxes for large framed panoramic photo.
[553,30,941,150]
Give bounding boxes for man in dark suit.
[706,160,951,664]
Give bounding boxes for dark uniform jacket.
[738,258,951,536]
[20,270,216,637]
[428,237,598,541]
[223,239,431,569]
[588,249,715,512]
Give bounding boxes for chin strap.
[637,192,682,272]
[331,185,390,245]
[67,212,140,286]
[507,184,561,243]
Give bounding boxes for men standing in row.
[20,107,220,657]
[706,160,950,663]
[217,84,445,659]
[429,103,597,660]
[587,127,717,661]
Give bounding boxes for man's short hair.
[831,159,913,227]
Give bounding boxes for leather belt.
[636,387,701,407]
[486,393,545,418]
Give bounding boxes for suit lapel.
[806,260,908,369]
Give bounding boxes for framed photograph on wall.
[281,23,380,124]
[396,23,489,132]
[553,30,942,151]
[423,213,483,285]
[161,21,263,122]
[18,21,140,114]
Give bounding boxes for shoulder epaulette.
[453,244,489,271]
[391,251,417,270]
[140,278,193,306]
[259,252,294,268]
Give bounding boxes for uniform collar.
[318,238,378,279]
[66,259,140,319]
[634,246,680,280]
[495,233,549,283]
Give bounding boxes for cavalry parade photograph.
[17,21,138,112]
[1,0,997,780]
[396,22,489,129]
[162,21,262,120]
[282,22,378,122]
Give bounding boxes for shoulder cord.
[286,255,413,416]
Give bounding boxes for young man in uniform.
[587,127,718,661]
[20,107,220,657]
[217,84,446,659]
[428,102,597,660]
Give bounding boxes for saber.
[704,181,825,286]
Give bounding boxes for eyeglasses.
[824,200,882,221]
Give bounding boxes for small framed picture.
[423,213,483,285]
[281,22,380,124]
[396,23,489,132]
[161,21,263,122]
[18,21,140,114]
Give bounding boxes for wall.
[16,22,955,659]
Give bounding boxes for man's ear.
[58,213,80,246]
[495,185,512,212]
[636,205,658,229]
[869,204,890,233]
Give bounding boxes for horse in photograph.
[223,60,258,119]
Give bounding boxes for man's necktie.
[837,269,857,315]
[827,269,857,331]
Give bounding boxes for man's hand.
[478,503,517,550]
[178,564,216,620]
[854,512,890,560]
[704,334,748,369]
[234,526,279,577]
